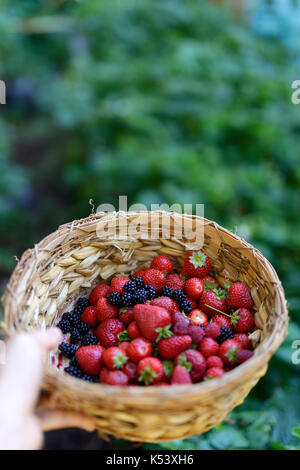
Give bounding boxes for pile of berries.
[56,251,255,386]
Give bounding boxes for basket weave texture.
[2,211,288,442]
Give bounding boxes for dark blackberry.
[58,342,77,358]
[57,319,72,334]
[107,291,122,306]
[82,374,95,383]
[133,276,144,289]
[133,288,148,304]
[172,289,186,303]
[71,316,81,329]
[76,297,89,309]
[69,356,79,368]
[144,285,156,300]
[81,333,98,346]
[121,292,134,307]
[73,305,85,316]
[61,312,72,322]
[64,365,82,378]
[159,286,174,298]
[70,328,82,343]
[200,325,206,330]
[77,320,89,334]
[216,327,233,345]
[180,300,193,314]
[123,280,137,293]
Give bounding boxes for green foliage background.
[0,0,299,449]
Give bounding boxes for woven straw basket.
[2,211,288,442]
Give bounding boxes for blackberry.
[180,300,193,314]
[73,305,85,316]
[121,292,134,307]
[81,333,98,346]
[200,325,206,330]
[64,365,82,378]
[57,319,72,334]
[77,320,89,334]
[107,291,122,306]
[133,288,148,304]
[76,297,89,309]
[159,286,174,298]
[61,312,72,322]
[217,327,233,345]
[134,276,144,289]
[69,356,79,368]
[71,316,81,329]
[59,342,77,358]
[144,285,156,300]
[82,374,94,383]
[70,328,82,343]
[123,280,137,293]
[172,289,186,303]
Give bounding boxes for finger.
[31,328,62,354]
[36,409,96,432]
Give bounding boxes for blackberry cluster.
[159,286,174,298]
[107,291,122,306]
[70,356,79,368]
[180,299,193,314]
[134,276,144,289]
[82,374,94,383]
[64,365,82,378]
[144,285,156,300]
[121,292,135,307]
[77,297,89,309]
[59,342,77,358]
[124,280,140,293]
[81,333,98,346]
[133,289,148,304]
[172,289,186,303]
[217,327,233,344]
[57,318,72,334]
[61,312,72,322]
[70,328,82,343]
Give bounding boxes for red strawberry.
[188,324,206,344]
[81,306,99,327]
[230,308,255,333]
[161,359,174,382]
[156,382,169,386]
[75,345,105,376]
[128,321,141,339]
[110,276,130,294]
[204,367,225,380]
[122,361,138,383]
[184,250,211,278]
[237,349,254,364]
[173,317,191,335]
[201,275,220,291]
[172,311,188,324]
[171,365,192,384]
[119,307,135,324]
[226,283,253,309]
[188,309,208,327]
[175,349,206,383]
[210,314,232,331]
[105,370,128,386]
[96,297,119,322]
[132,268,147,278]
[89,284,111,306]
[199,291,227,317]
[179,266,189,281]
[103,346,128,370]
[137,357,164,385]
[127,337,153,363]
[185,278,204,299]
[158,335,192,359]
[119,341,130,353]
[234,333,251,350]
[207,355,223,369]
[95,318,125,348]
[165,272,185,290]
[205,323,221,338]
[151,296,178,314]
[199,337,219,358]
[219,339,241,365]
[134,304,172,342]
[99,366,110,383]
[150,255,173,274]
[142,268,165,291]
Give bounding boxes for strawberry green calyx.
[213,288,226,300]
[230,310,241,327]
[163,360,174,378]
[189,251,207,269]
[204,280,217,292]
[113,351,128,369]
[188,344,197,350]
[155,324,173,342]
[225,346,238,364]
[119,307,129,313]
[177,353,192,372]
[138,365,158,385]
[180,273,187,282]
[118,330,130,342]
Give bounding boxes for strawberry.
[234,333,251,349]
[89,284,111,307]
[205,323,221,338]
[162,360,174,382]
[199,290,227,317]
[95,318,125,348]
[185,278,204,299]
[175,349,206,383]
[99,366,110,383]
[184,250,211,278]
[230,308,255,333]
[219,339,241,365]
[188,309,208,327]
[134,304,172,342]
[132,268,147,278]
[119,307,135,324]
[150,255,173,274]
[199,337,219,358]
[158,335,192,359]
[188,324,206,344]
[137,357,164,385]
[186,296,198,309]
[203,367,225,380]
[210,314,232,331]
[156,382,169,386]
[207,355,223,369]
[171,365,192,384]
[142,268,165,291]
[103,346,128,370]
[119,341,130,353]
[128,321,141,339]
[127,337,153,363]
[179,266,189,281]
[75,345,105,376]
[151,296,178,314]
[81,306,99,327]
[172,311,188,324]
[105,370,128,386]
[201,275,220,291]
[165,273,185,290]
[173,316,191,335]
[110,275,130,294]
[226,282,253,309]
[122,361,138,383]
[237,349,254,364]
[96,297,119,322]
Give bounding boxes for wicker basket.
[2,211,288,442]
